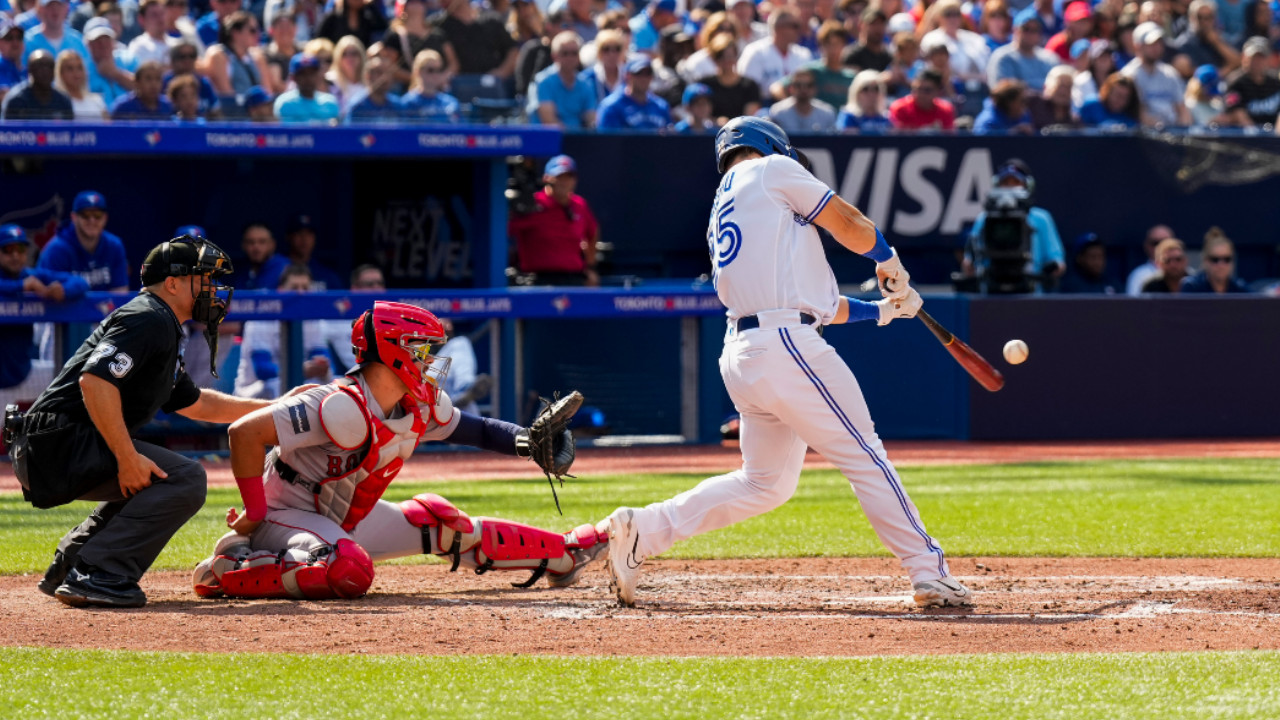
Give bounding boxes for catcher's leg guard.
[192,532,253,598]
[204,538,374,600]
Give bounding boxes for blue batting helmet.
[714,116,796,174]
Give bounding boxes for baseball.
[1003,339,1029,365]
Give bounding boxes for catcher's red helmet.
[351,301,451,404]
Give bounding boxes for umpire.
[5,235,275,608]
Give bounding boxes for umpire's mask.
[141,235,236,378]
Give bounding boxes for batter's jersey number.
[708,173,742,282]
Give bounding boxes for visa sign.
[799,146,994,237]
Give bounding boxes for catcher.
[193,301,603,600]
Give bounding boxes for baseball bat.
[916,309,1005,392]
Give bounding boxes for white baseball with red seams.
[604,150,969,607]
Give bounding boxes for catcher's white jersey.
[708,154,840,324]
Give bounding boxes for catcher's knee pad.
[192,532,253,598]
[214,540,375,600]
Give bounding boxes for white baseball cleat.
[912,577,973,607]
[601,508,645,608]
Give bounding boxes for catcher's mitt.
[515,390,583,514]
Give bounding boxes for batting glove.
[875,248,912,301]
[876,287,922,326]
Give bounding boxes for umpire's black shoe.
[36,551,71,597]
[54,565,147,609]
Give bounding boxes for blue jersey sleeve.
[29,268,90,299]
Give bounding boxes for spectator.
[889,67,955,129]
[286,213,343,289]
[727,0,768,46]
[316,0,388,48]
[164,0,202,52]
[507,154,600,287]
[1071,39,1113,110]
[978,0,1012,53]
[110,60,174,118]
[597,56,671,130]
[168,72,203,120]
[436,316,489,415]
[1182,229,1249,293]
[84,17,134,106]
[1045,1,1092,62]
[0,16,27,101]
[1027,0,1062,37]
[1079,73,1142,128]
[1224,36,1280,127]
[436,0,517,80]
[23,0,89,67]
[580,28,626,103]
[842,7,891,72]
[401,48,460,123]
[382,0,456,92]
[1121,22,1190,126]
[326,35,367,111]
[1216,0,1247,47]
[738,6,814,99]
[37,191,129,291]
[510,0,544,47]
[651,23,692,108]
[700,33,761,125]
[630,0,678,56]
[344,55,402,122]
[921,0,991,88]
[1,49,73,119]
[165,41,221,117]
[964,159,1066,290]
[973,78,1034,133]
[532,31,595,128]
[1186,63,1233,127]
[919,36,962,109]
[987,9,1058,93]
[674,82,715,132]
[196,0,242,49]
[836,68,892,131]
[274,52,341,122]
[202,12,270,100]
[1126,224,1174,295]
[316,263,386,374]
[263,10,302,94]
[1028,64,1080,129]
[678,11,735,84]
[230,222,290,291]
[267,0,322,46]
[798,20,855,109]
[1242,0,1275,45]
[0,224,88,410]
[243,84,276,120]
[514,7,562,97]
[302,37,336,91]
[1140,237,1190,293]
[561,0,600,44]
[881,31,920,100]
[53,49,105,120]
[234,264,333,399]
[1171,0,1240,73]
[768,65,837,132]
[128,0,177,68]
[1059,232,1120,294]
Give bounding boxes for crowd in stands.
[2,0,1280,129]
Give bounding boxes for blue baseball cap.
[289,53,321,76]
[683,82,712,106]
[1073,232,1102,253]
[1070,38,1092,60]
[243,85,273,108]
[175,225,207,239]
[0,15,17,38]
[626,56,654,75]
[0,224,27,249]
[544,154,577,177]
[73,190,108,213]
[1195,64,1221,95]
[1013,6,1042,29]
[650,0,676,11]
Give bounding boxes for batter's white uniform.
[626,154,951,584]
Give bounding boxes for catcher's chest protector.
[315,384,427,531]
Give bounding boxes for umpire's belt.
[734,311,820,334]
[271,450,320,494]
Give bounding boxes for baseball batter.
[193,301,607,600]
[600,117,971,608]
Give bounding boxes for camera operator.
[961,158,1065,294]
[507,154,601,287]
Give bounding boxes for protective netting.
[1140,130,1280,193]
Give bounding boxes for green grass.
[2,458,1278,575]
[2,647,1278,719]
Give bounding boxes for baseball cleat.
[547,540,609,588]
[602,508,645,608]
[912,577,972,608]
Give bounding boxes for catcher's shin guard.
[399,493,597,587]
[199,537,374,600]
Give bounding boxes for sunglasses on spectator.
[598,45,623,53]
[1164,254,1186,262]
[77,210,106,220]
[1206,255,1234,264]
[0,245,27,255]
[343,50,362,58]
[174,52,197,60]
[791,82,815,89]
[778,22,802,29]
[317,55,334,63]
[557,49,579,56]
[942,10,961,17]
[421,65,444,73]
[859,86,881,93]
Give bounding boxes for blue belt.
[735,312,819,332]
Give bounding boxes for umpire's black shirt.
[30,292,201,433]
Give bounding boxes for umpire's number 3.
[88,342,135,379]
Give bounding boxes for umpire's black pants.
[54,441,207,582]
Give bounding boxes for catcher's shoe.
[547,524,610,589]
[912,577,972,608]
[601,508,645,607]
